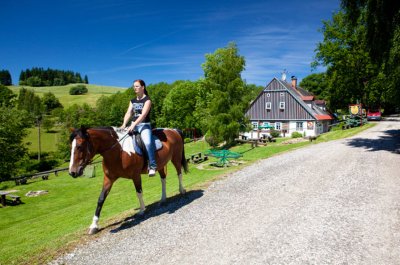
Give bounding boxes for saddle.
[130,131,163,158]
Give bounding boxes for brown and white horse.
[69,126,188,234]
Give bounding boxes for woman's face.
[133,81,143,94]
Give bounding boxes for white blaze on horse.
[68,126,188,234]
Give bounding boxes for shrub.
[184,138,192,144]
[291,131,302,138]
[270,130,280,138]
[69,85,88,95]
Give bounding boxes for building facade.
[244,76,333,138]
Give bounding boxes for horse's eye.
[76,145,83,151]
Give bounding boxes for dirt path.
[51,118,400,265]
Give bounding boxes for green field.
[8,84,126,107]
[0,123,375,265]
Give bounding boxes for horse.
[68,126,188,234]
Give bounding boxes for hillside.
[8,83,127,107]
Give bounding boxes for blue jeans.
[135,123,157,169]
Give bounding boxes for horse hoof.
[88,227,98,235]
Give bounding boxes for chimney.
[291,76,297,88]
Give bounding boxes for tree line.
[19,67,89,87]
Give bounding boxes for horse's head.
[69,126,93,178]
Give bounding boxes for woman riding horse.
[69,126,188,234]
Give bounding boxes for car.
[367,109,382,121]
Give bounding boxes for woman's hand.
[127,124,135,133]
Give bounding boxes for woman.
[120,79,157,176]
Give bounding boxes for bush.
[69,85,88,95]
[184,138,192,144]
[291,131,303,138]
[270,130,280,138]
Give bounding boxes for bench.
[188,152,208,164]
[0,191,21,206]
[8,194,21,205]
[41,175,49,180]
[15,178,27,185]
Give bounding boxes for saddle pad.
[133,136,163,156]
[113,127,162,156]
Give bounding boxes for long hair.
[134,79,148,96]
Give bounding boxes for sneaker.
[149,168,156,177]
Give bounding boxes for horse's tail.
[176,129,189,173]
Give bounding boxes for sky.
[1,0,340,88]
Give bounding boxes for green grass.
[24,127,61,153]
[0,123,376,265]
[8,84,126,107]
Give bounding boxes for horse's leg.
[158,167,167,204]
[171,158,186,195]
[132,174,145,216]
[89,176,114,235]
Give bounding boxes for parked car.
[367,109,382,121]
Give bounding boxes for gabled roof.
[255,77,333,121]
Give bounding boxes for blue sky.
[1,0,340,88]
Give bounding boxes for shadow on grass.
[345,129,400,154]
[107,189,204,233]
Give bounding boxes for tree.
[84,75,89,84]
[0,107,30,180]
[299,73,329,100]
[42,92,63,113]
[341,0,400,110]
[313,11,378,110]
[0,70,12,85]
[69,84,88,95]
[146,82,173,127]
[0,85,16,107]
[158,81,198,129]
[17,88,44,120]
[196,42,249,145]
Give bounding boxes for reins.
[85,128,130,166]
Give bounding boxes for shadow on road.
[107,189,204,233]
[345,129,400,154]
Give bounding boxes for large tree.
[313,11,378,110]
[299,73,329,100]
[341,0,400,110]
[0,107,30,180]
[158,81,198,129]
[196,42,249,145]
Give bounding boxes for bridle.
[77,128,130,166]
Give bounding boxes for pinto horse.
[68,126,188,234]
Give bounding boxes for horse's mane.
[70,126,118,142]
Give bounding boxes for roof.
[258,77,334,121]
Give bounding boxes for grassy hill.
[8,83,126,107]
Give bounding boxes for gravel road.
[51,118,400,265]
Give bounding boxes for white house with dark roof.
[244,76,334,138]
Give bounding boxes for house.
[244,76,334,138]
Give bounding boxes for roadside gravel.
[50,118,400,265]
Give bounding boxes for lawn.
[8,84,126,108]
[0,123,375,265]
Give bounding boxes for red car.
[367,109,382,121]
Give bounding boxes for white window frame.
[251,122,258,130]
[265,102,272,109]
[275,122,281,130]
[279,102,285,109]
[296,122,304,131]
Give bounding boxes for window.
[265,102,271,109]
[266,93,271,97]
[251,122,258,130]
[275,122,281,130]
[296,122,303,131]
[280,92,284,97]
[279,102,285,109]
